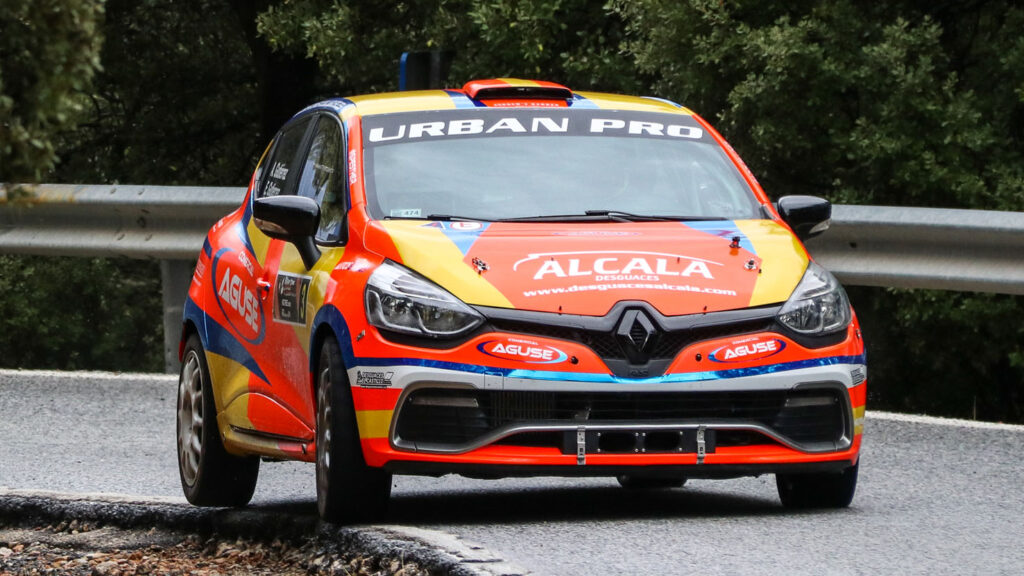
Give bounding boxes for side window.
[296,116,346,243]
[258,117,312,198]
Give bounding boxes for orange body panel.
[181,81,866,483]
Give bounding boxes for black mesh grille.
[489,318,776,362]
[395,388,846,450]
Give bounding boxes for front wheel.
[177,334,259,507]
[316,337,392,523]
[776,461,858,509]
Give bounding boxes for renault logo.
[615,309,658,363]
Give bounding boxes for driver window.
[296,116,346,243]
[258,116,312,198]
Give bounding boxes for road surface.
[2,370,1022,575]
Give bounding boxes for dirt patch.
[0,520,428,576]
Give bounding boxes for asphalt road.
[2,370,1023,575]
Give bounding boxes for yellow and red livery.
[176,79,866,521]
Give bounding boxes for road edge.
[0,489,529,576]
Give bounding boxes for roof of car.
[295,78,694,121]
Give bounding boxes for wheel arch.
[179,319,201,363]
[179,295,208,362]
[308,304,357,402]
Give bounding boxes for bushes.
[0,255,162,372]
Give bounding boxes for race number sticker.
[274,272,311,325]
[390,208,422,218]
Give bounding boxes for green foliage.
[0,0,104,182]
[53,0,262,186]
[254,0,639,94]
[256,0,458,94]
[852,287,1024,422]
[1,0,261,374]
[612,0,1024,421]
[2,0,1021,420]
[0,255,163,372]
[615,0,1024,210]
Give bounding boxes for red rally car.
[176,78,866,522]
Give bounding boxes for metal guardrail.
[3,184,1024,372]
[0,184,244,373]
[0,184,243,259]
[805,205,1024,295]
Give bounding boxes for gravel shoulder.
[0,493,518,576]
[0,519,432,576]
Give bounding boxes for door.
[256,113,348,437]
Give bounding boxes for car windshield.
[361,109,761,222]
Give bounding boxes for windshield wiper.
[498,210,728,223]
[426,214,487,222]
[383,214,487,222]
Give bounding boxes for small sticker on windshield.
[390,208,422,218]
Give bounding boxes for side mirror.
[253,196,321,269]
[776,195,831,240]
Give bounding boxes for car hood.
[371,220,809,317]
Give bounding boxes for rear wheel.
[776,461,858,509]
[616,475,687,490]
[177,335,259,506]
[316,336,392,523]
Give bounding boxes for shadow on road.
[243,480,843,527]
[384,484,786,526]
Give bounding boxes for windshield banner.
[362,109,712,147]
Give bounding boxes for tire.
[176,334,259,507]
[316,336,392,523]
[616,475,687,490]
[776,461,858,509]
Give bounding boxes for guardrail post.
[161,259,194,374]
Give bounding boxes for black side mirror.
[776,195,832,240]
[253,196,321,269]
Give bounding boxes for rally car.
[176,78,866,522]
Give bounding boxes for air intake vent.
[463,79,572,100]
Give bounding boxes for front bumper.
[348,361,867,473]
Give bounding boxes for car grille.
[394,387,848,453]
[488,317,776,361]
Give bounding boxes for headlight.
[365,261,484,338]
[777,262,852,335]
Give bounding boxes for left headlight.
[365,260,484,339]
[777,261,852,335]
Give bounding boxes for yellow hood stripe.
[737,220,808,306]
[380,221,513,308]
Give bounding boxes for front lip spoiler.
[393,418,852,456]
[383,459,857,480]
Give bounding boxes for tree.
[253,0,639,95]
[1,0,271,373]
[53,0,263,186]
[615,0,1024,421]
[615,0,1024,209]
[3,0,1022,421]
[0,0,104,183]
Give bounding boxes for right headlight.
[777,261,852,335]
[365,260,484,339]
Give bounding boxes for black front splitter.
[383,459,856,480]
